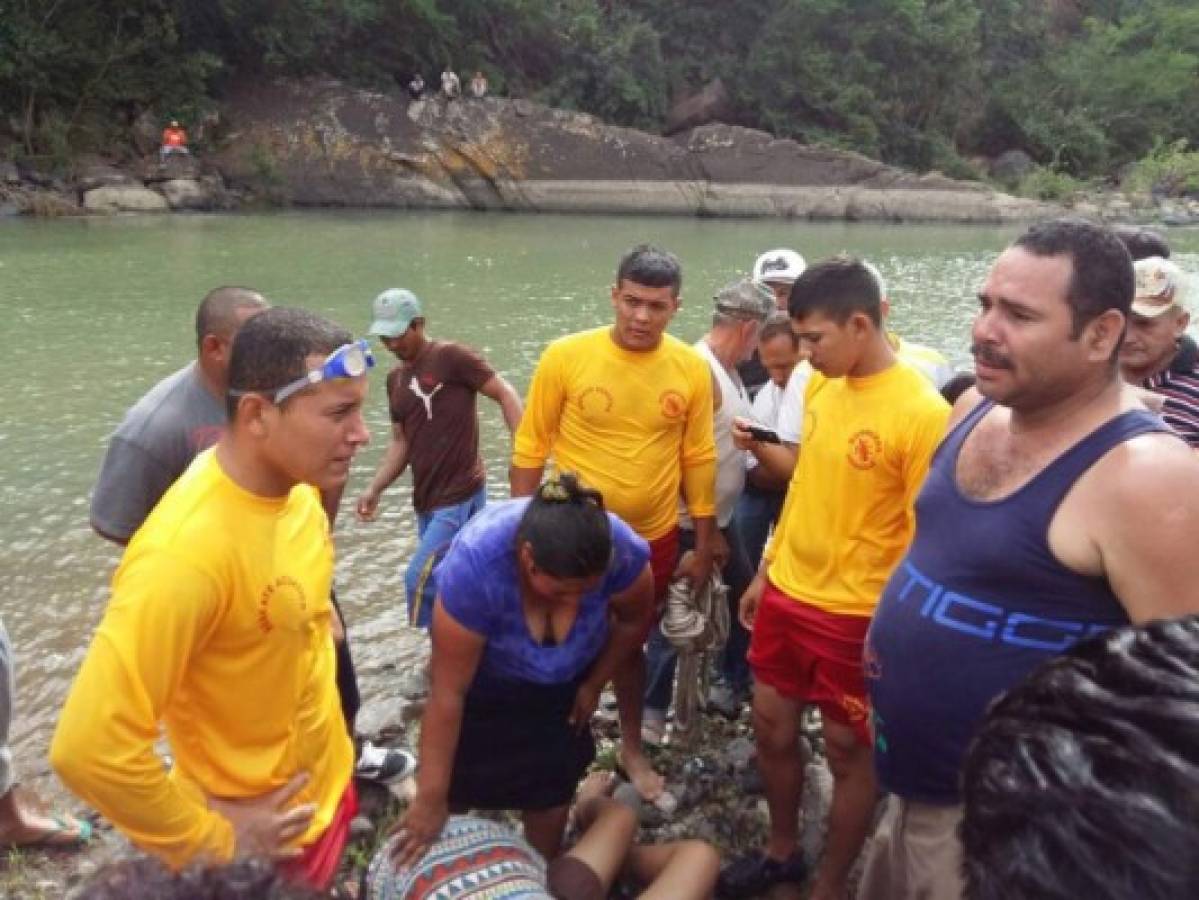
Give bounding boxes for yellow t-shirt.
[512,326,717,540]
[765,361,950,617]
[51,450,352,869]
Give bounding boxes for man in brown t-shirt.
[356,288,523,627]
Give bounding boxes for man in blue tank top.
[859,218,1199,900]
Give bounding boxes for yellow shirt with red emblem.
[512,326,717,540]
[764,361,949,617]
[51,449,352,869]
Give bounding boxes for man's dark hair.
[616,244,682,296]
[940,371,976,405]
[516,472,613,579]
[225,307,352,418]
[760,312,799,348]
[80,856,320,899]
[1113,224,1171,261]
[1013,218,1134,338]
[787,256,881,327]
[961,615,1199,900]
[195,286,268,348]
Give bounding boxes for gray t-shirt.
[90,362,225,542]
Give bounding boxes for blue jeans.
[644,521,753,716]
[405,485,487,628]
[735,485,785,570]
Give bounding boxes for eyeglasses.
[229,340,375,404]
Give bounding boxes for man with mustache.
[860,218,1199,900]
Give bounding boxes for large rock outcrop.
[212,78,1052,223]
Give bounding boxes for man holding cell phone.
[721,259,949,900]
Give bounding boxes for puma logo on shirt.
[410,376,444,419]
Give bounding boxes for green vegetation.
[2,0,1198,186]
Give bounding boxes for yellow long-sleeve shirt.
[513,326,716,539]
[52,450,352,869]
[765,362,949,616]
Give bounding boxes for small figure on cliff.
[440,68,461,100]
[468,71,489,99]
[356,288,523,632]
[407,73,426,101]
[159,120,189,162]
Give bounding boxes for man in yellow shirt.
[723,258,949,900]
[52,308,372,889]
[510,245,718,800]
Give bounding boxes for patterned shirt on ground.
[365,815,549,899]
[436,498,650,684]
[765,362,950,617]
[387,340,495,513]
[90,362,225,542]
[1142,334,1199,449]
[512,326,717,540]
[53,449,352,868]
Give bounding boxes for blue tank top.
[866,399,1168,803]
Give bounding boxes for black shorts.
[449,673,595,811]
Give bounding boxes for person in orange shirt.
[52,309,372,890]
[160,120,189,161]
[722,258,949,900]
[511,244,718,801]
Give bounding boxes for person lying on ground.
[371,772,719,899]
[391,474,654,864]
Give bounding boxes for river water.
[2,211,1197,766]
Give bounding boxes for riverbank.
[0,78,1061,224]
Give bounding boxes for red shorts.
[279,781,358,891]
[642,528,680,639]
[748,580,872,744]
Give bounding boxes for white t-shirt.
[775,360,814,444]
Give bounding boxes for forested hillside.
[2,0,1197,183]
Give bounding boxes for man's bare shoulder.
[1087,429,1199,510]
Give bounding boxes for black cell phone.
[747,424,781,444]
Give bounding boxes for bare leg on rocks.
[613,651,665,801]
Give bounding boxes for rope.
[660,570,729,747]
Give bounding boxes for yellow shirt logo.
[847,430,883,470]
[659,389,686,420]
[257,576,309,634]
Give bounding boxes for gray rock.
[75,164,136,192]
[0,160,19,185]
[83,185,169,213]
[725,735,756,770]
[160,177,212,210]
[664,78,731,136]
[206,78,1054,222]
[989,149,1035,186]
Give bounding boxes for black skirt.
[448,672,595,811]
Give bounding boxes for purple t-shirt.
[436,499,649,684]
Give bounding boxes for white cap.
[1132,256,1191,318]
[752,249,806,286]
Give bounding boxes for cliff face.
[211,78,1052,222]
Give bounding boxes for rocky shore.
[0,78,1063,224]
